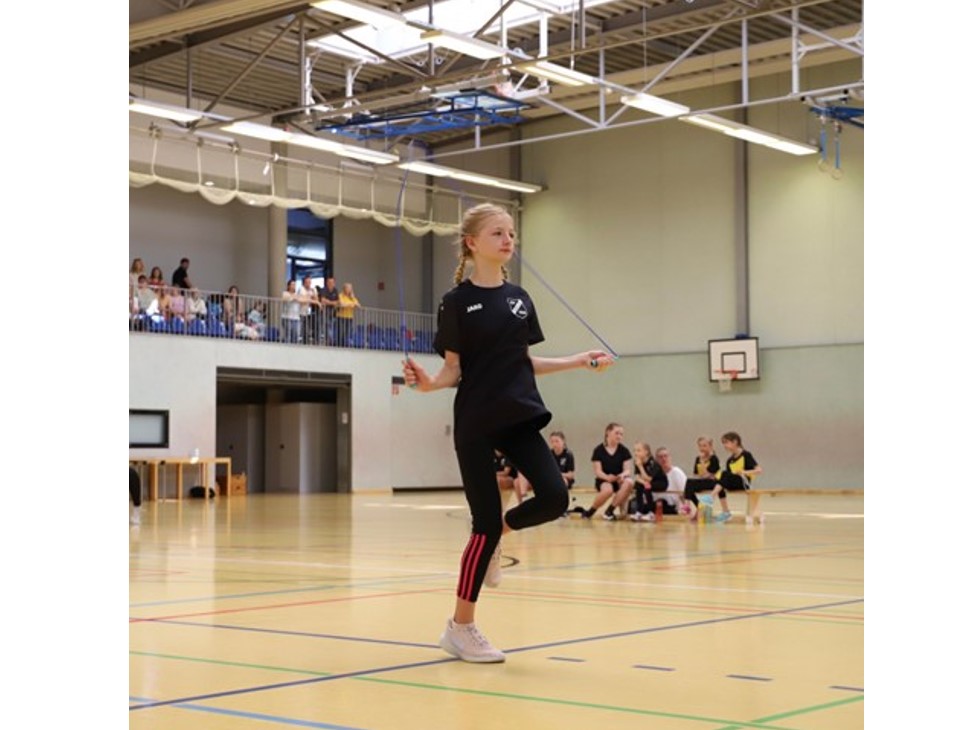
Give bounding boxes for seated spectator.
[580,422,634,521]
[172,257,192,290]
[247,301,268,339]
[683,436,721,518]
[233,311,261,340]
[654,446,687,514]
[186,288,208,322]
[156,285,174,320]
[130,258,145,297]
[148,266,165,292]
[495,450,518,511]
[222,285,241,325]
[133,275,158,316]
[629,441,662,521]
[706,432,762,524]
[281,280,301,343]
[168,286,186,321]
[549,431,576,490]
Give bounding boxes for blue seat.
[169,317,186,335]
[149,316,169,333]
[265,325,280,342]
[187,319,206,336]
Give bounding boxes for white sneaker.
[484,542,502,588]
[643,511,656,523]
[130,506,141,526]
[630,512,643,522]
[439,619,506,663]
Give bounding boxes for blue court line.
[634,665,676,672]
[132,595,862,712]
[829,685,864,692]
[129,695,367,729]
[152,619,439,650]
[727,675,773,682]
[547,656,585,663]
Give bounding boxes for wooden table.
[129,457,232,501]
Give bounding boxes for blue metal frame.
[811,105,864,129]
[318,90,529,141]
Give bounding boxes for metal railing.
[129,287,438,354]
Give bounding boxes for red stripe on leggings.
[458,533,486,601]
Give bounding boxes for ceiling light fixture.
[682,114,817,156]
[310,0,407,27]
[420,29,508,60]
[518,60,596,87]
[129,100,204,123]
[399,160,542,194]
[222,121,399,165]
[619,92,690,118]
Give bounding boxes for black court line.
[634,665,676,672]
[727,674,773,682]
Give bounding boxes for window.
[287,209,332,287]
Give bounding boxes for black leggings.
[129,467,142,507]
[454,422,569,603]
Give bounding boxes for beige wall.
[129,62,863,491]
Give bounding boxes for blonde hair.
[453,203,512,285]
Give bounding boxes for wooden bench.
[569,486,863,524]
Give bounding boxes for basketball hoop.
[715,369,739,393]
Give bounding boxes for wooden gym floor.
[129,491,864,730]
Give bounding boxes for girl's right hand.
[402,357,432,392]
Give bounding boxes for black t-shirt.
[591,443,632,487]
[634,456,662,488]
[172,265,190,289]
[318,286,339,308]
[552,447,575,475]
[725,450,758,476]
[693,454,721,476]
[434,280,550,444]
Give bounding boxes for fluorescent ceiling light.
[620,93,689,118]
[222,121,399,165]
[420,29,507,60]
[310,0,406,27]
[682,114,816,156]
[518,60,596,87]
[400,160,542,194]
[680,113,736,134]
[222,121,291,142]
[129,100,204,123]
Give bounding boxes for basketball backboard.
[708,337,760,382]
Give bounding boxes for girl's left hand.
[584,351,615,371]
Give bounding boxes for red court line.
[129,587,445,623]
[490,588,864,621]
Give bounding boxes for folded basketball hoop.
[715,369,739,393]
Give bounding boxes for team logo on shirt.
[466,303,483,313]
[507,298,528,319]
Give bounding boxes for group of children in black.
[494,429,761,524]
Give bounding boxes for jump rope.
[392,154,618,382]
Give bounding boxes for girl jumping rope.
[402,203,613,663]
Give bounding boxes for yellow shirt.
[337,293,359,319]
